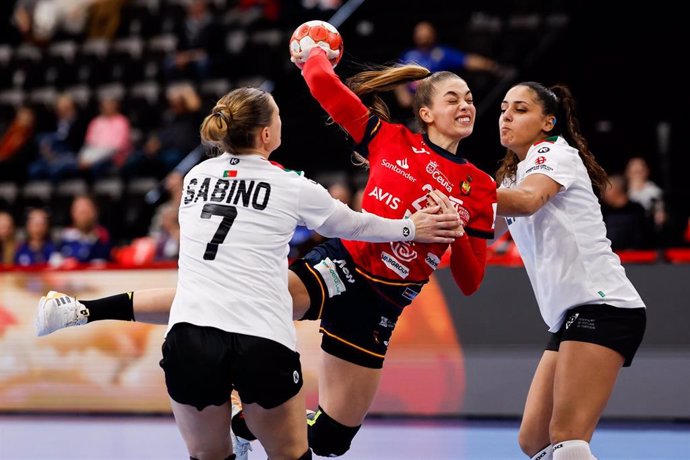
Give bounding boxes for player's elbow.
[452,268,483,296]
[459,276,482,296]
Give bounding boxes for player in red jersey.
[36,46,496,456]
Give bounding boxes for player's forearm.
[316,202,414,243]
[450,234,486,295]
[497,187,543,216]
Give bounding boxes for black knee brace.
[231,409,257,441]
[307,406,360,457]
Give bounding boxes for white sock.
[530,445,553,460]
[552,440,595,460]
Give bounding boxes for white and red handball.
[289,20,343,69]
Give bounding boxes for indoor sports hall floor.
[1,415,689,459]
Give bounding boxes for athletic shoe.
[230,393,253,460]
[36,291,89,336]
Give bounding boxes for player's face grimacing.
[422,78,475,141]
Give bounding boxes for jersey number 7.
[200,203,238,260]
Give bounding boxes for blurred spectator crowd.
[0,0,688,269]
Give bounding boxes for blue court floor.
[1,415,689,459]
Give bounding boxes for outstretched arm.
[315,199,461,245]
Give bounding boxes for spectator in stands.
[149,201,180,261]
[164,0,223,81]
[77,97,132,178]
[0,211,18,266]
[55,195,112,263]
[87,0,126,40]
[123,84,202,179]
[0,106,36,183]
[25,0,97,43]
[395,20,504,109]
[10,0,39,43]
[14,208,55,266]
[601,174,649,250]
[28,94,86,182]
[624,156,667,232]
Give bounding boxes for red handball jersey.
[302,48,496,282]
[341,118,496,281]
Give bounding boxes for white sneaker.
[230,393,253,460]
[36,291,89,336]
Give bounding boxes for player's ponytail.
[345,64,430,167]
[200,105,231,147]
[346,64,431,122]
[551,84,608,195]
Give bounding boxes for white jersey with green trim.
[167,152,340,350]
[501,136,645,332]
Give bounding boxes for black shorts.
[160,322,303,410]
[289,238,426,369]
[545,304,646,367]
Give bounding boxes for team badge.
[535,156,547,165]
[461,175,472,195]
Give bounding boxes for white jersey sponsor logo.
[395,158,409,169]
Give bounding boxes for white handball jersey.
[501,136,646,332]
[167,153,414,350]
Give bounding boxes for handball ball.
[289,20,343,69]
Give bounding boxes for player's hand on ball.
[426,189,465,235]
[289,20,343,69]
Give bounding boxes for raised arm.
[301,48,369,143]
